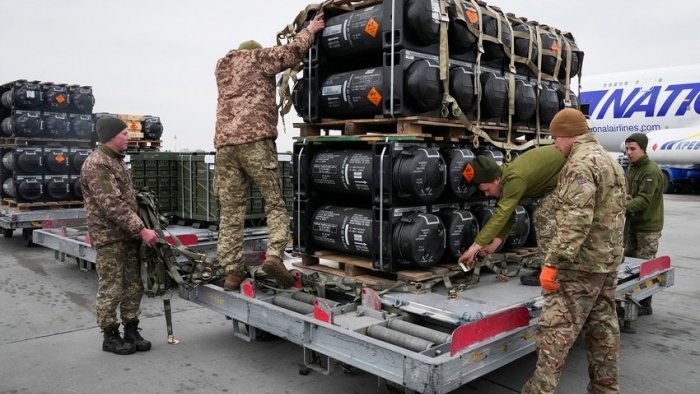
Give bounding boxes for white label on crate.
[322,85,342,96]
[278,153,291,161]
[124,155,131,163]
[26,91,35,98]
[204,155,215,164]
[323,24,342,36]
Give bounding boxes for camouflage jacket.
[475,145,565,245]
[214,29,315,148]
[80,145,144,248]
[545,133,627,273]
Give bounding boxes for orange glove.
[539,265,560,292]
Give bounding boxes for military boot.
[223,270,248,291]
[102,323,136,355]
[123,319,152,351]
[261,255,295,288]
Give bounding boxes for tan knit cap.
[549,108,589,137]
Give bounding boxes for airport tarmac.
[1,194,698,394]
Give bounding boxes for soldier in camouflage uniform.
[81,116,159,355]
[457,146,565,285]
[622,133,664,324]
[521,108,627,394]
[213,14,325,291]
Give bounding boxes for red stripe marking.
[241,279,255,298]
[165,234,198,246]
[313,299,332,323]
[450,306,530,356]
[639,256,671,281]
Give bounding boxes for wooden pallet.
[127,139,162,151]
[292,250,462,288]
[295,116,548,144]
[1,198,84,210]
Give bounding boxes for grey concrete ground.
[1,194,698,394]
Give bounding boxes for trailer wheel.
[2,228,13,238]
[22,228,34,247]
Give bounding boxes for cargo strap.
[136,188,221,342]
[441,0,535,152]
[276,0,342,131]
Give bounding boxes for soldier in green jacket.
[522,108,627,394]
[457,145,566,285]
[624,133,664,320]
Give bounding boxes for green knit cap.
[625,132,648,152]
[238,40,262,50]
[462,156,502,184]
[96,116,127,144]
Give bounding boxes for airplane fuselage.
[580,64,700,160]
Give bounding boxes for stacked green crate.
[175,153,293,224]
[128,151,179,213]
[176,153,218,223]
[279,153,293,215]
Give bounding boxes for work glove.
[539,265,559,293]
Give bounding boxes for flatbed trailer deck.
[29,221,674,393]
[180,256,674,394]
[1,206,87,246]
[32,225,269,270]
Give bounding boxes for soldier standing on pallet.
[522,108,627,394]
[622,132,664,332]
[212,13,325,291]
[81,116,159,355]
[457,145,565,286]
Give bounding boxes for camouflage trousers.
[522,269,620,394]
[528,191,557,269]
[625,230,661,260]
[214,139,289,273]
[95,240,143,330]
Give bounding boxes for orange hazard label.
[55,95,66,104]
[462,162,475,183]
[550,41,559,54]
[55,154,65,163]
[365,17,379,38]
[467,9,478,24]
[367,87,382,106]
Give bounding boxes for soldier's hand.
[307,12,325,34]
[139,228,159,247]
[458,244,481,270]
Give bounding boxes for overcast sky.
[2,0,699,153]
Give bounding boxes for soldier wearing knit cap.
[96,116,128,144]
[522,108,627,394]
[213,12,325,292]
[622,131,664,329]
[458,146,565,273]
[81,115,159,355]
